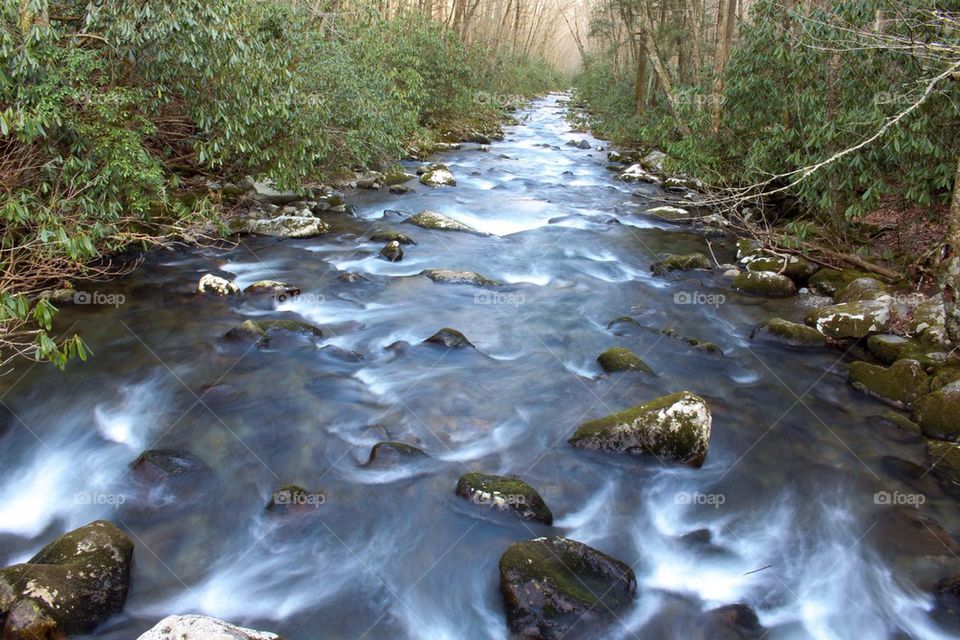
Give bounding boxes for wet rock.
[137,615,281,640]
[259,319,323,339]
[575,139,591,149]
[640,150,667,172]
[365,442,428,468]
[703,604,765,639]
[406,210,483,234]
[751,318,827,348]
[319,345,364,362]
[223,319,268,345]
[805,299,892,339]
[456,473,553,524]
[849,359,930,409]
[379,241,404,262]
[424,328,474,348]
[914,381,960,441]
[741,252,818,284]
[389,184,414,194]
[338,272,370,283]
[733,271,797,298]
[419,168,456,187]
[866,334,913,365]
[910,295,946,334]
[807,268,870,296]
[878,411,923,435]
[659,329,724,355]
[241,177,300,205]
[265,484,325,515]
[835,277,887,303]
[420,269,500,287]
[245,216,329,238]
[597,347,653,374]
[651,253,711,275]
[131,449,209,483]
[663,176,703,191]
[370,230,416,245]
[645,205,693,223]
[499,536,636,640]
[927,439,960,486]
[243,280,297,300]
[0,520,133,638]
[569,391,712,467]
[197,273,240,296]
[618,164,660,183]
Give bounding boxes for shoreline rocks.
[733,271,797,298]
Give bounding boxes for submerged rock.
[569,391,712,467]
[265,484,325,515]
[651,252,711,275]
[849,359,930,409]
[499,536,636,640]
[245,216,329,239]
[224,319,323,346]
[243,280,298,300]
[223,319,268,345]
[420,269,500,287]
[365,442,428,468]
[733,271,797,297]
[197,273,240,296]
[369,230,416,245]
[704,603,766,639]
[406,210,483,234]
[751,318,827,348]
[0,520,133,638]
[379,240,404,262]
[659,328,724,355]
[137,615,282,640]
[914,381,960,441]
[597,347,654,374]
[424,328,474,348]
[805,299,892,339]
[456,473,553,524]
[259,319,323,339]
[131,449,209,483]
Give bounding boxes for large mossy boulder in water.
[569,391,711,467]
[751,318,827,348]
[805,299,892,339]
[365,441,428,468]
[914,381,960,442]
[406,210,483,234]
[849,359,930,409]
[419,167,456,187]
[650,252,711,275]
[732,271,797,297]
[499,536,636,640]
[0,520,133,638]
[137,615,282,640]
[456,473,553,524]
[597,347,653,374]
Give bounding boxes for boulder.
[243,280,298,301]
[926,439,960,485]
[640,150,667,172]
[197,274,240,296]
[365,442,428,468]
[379,241,404,262]
[424,328,474,349]
[733,271,797,297]
[455,473,553,524]
[419,168,456,187]
[751,318,827,348]
[807,268,870,296]
[369,230,416,245]
[259,319,323,339]
[651,253,711,275]
[849,359,930,409]
[265,484,325,515]
[355,171,383,189]
[406,211,483,235]
[645,206,693,223]
[834,277,887,303]
[499,537,636,640]
[420,269,500,287]
[223,319,268,345]
[805,299,892,339]
[914,381,960,441]
[741,252,818,283]
[866,334,913,365]
[569,391,711,467]
[137,615,281,640]
[241,177,300,205]
[618,164,660,183]
[245,216,329,239]
[0,521,133,638]
[596,347,654,374]
[389,184,414,194]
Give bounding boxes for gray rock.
[137,615,282,640]
[420,269,500,287]
[245,216,329,239]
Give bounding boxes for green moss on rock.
[456,473,553,524]
[597,347,653,374]
[742,253,818,283]
[808,268,870,296]
[913,381,960,441]
[805,300,892,339]
[569,391,711,467]
[733,271,797,297]
[926,439,960,486]
[650,253,711,275]
[751,318,827,348]
[835,277,887,303]
[849,359,930,408]
[259,319,323,338]
[878,412,922,435]
[365,442,428,468]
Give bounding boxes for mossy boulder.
[243,280,298,299]
[751,318,827,348]
[197,273,240,296]
[932,366,960,391]
[365,442,428,468]
[265,484,325,515]
[455,473,553,524]
[849,359,930,409]
[419,168,456,187]
[835,277,887,303]
[909,296,945,334]
[596,347,653,374]
[406,210,483,234]
[0,521,133,638]
[878,411,922,435]
[866,334,912,365]
[569,391,711,467]
[420,269,500,287]
[913,381,960,441]
[733,271,797,297]
[805,300,892,339]
[644,205,693,223]
[742,252,818,283]
[926,439,960,486]
[424,328,474,348]
[379,240,404,262]
[650,252,711,275]
[369,230,416,245]
[808,268,870,296]
[499,537,636,640]
[137,615,283,640]
[383,169,415,186]
[259,319,323,339]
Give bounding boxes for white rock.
[137,615,280,640]
[419,169,457,187]
[245,216,329,239]
[197,274,240,296]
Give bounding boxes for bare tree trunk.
[943,155,960,347]
[710,0,737,131]
[641,1,692,135]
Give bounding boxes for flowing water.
[1,94,959,639]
